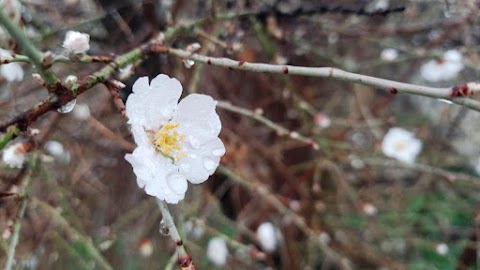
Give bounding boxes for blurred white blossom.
[380,48,399,61]
[420,49,463,82]
[318,231,331,245]
[44,140,70,163]
[361,203,378,216]
[138,239,154,258]
[381,128,422,164]
[257,222,278,252]
[72,103,91,121]
[207,237,228,266]
[124,74,225,203]
[183,220,205,240]
[314,112,331,129]
[435,243,449,255]
[2,142,28,168]
[62,31,90,54]
[0,49,23,82]
[2,228,11,240]
[366,0,389,12]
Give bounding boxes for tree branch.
[0,36,167,149]
[167,48,480,112]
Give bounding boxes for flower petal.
[130,124,151,149]
[125,146,185,203]
[166,173,188,195]
[126,74,182,130]
[177,137,225,184]
[62,31,90,54]
[1,63,23,82]
[173,94,221,147]
[0,49,23,82]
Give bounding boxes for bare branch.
[167,48,480,112]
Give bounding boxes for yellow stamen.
[394,140,407,151]
[153,122,186,160]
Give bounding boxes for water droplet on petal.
[159,219,170,236]
[183,59,195,69]
[203,158,217,170]
[212,148,225,157]
[189,137,200,149]
[57,99,77,113]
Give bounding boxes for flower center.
[152,122,186,161]
[394,140,407,151]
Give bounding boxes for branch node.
[389,88,398,94]
[450,84,470,97]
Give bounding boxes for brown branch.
[0,36,167,148]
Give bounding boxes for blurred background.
[1,0,480,269]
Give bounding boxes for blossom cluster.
[0,30,90,82]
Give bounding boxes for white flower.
[257,222,278,252]
[62,31,90,54]
[318,231,331,245]
[381,127,422,164]
[314,112,331,129]
[138,239,154,258]
[45,140,64,157]
[183,220,205,240]
[0,49,23,82]
[435,243,449,255]
[124,74,225,204]
[2,142,27,168]
[420,49,464,82]
[72,103,90,121]
[361,203,378,216]
[380,48,399,61]
[366,0,389,12]
[44,140,70,163]
[207,237,228,266]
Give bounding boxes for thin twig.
[4,197,28,270]
[361,157,480,186]
[217,101,318,149]
[167,48,480,112]
[156,199,194,270]
[217,166,348,264]
[87,116,135,152]
[0,127,20,150]
[30,198,113,270]
[4,169,31,270]
[0,8,59,85]
[0,53,113,65]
